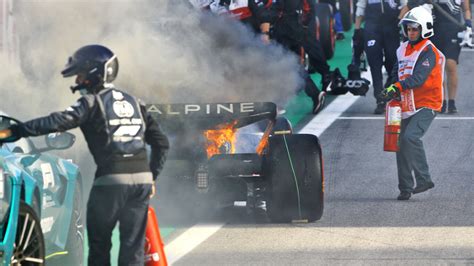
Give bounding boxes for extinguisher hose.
[282,134,303,220]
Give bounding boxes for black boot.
[397,191,411,200]
[448,99,457,114]
[413,181,435,194]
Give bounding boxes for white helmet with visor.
[400,6,434,39]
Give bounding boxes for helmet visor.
[61,56,81,77]
[400,20,421,37]
[406,22,421,29]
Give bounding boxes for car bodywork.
[149,102,324,223]
[0,115,82,265]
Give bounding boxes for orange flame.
[256,120,274,156]
[203,122,237,159]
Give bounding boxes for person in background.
[269,0,351,114]
[354,0,407,114]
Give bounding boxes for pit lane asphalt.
[162,50,474,265]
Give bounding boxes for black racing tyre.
[11,201,46,266]
[264,134,324,223]
[315,3,336,60]
[339,0,353,31]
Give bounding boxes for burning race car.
[0,114,83,265]
[150,102,324,223]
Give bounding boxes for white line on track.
[165,224,225,265]
[299,69,373,136]
[299,94,360,135]
[165,69,373,265]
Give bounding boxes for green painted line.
[284,28,355,126]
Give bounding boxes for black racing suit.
[12,85,169,265]
[270,0,330,99]
[356,0,401,104]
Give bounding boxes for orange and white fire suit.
[389,38,445,195]
[392,39,445,119]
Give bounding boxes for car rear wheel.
[264,134,324,223]
[315,3,336,60]
[11,201,45,266]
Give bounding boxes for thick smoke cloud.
[0,1,304,213]
[2,0,302,116]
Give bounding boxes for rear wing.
[146,102,277,132]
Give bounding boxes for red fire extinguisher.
[145,206,168,266]
[384,100,402,152]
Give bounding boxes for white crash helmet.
[400,6,434,39]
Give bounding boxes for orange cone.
[145,206,168,266]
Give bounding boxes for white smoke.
[0,0,304,219]
[2,0,302,114]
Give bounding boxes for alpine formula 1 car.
[149,102,324,223]
[0,114,83,265]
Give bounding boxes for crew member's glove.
[380,84,401,101]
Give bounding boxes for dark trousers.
[87,183,152,266]
[363,24,399,103]
[273,17,329,99]
[273,16,330,77]
[396,109,436,193]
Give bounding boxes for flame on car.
[203,121,237,159]
[256,120,274,156]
